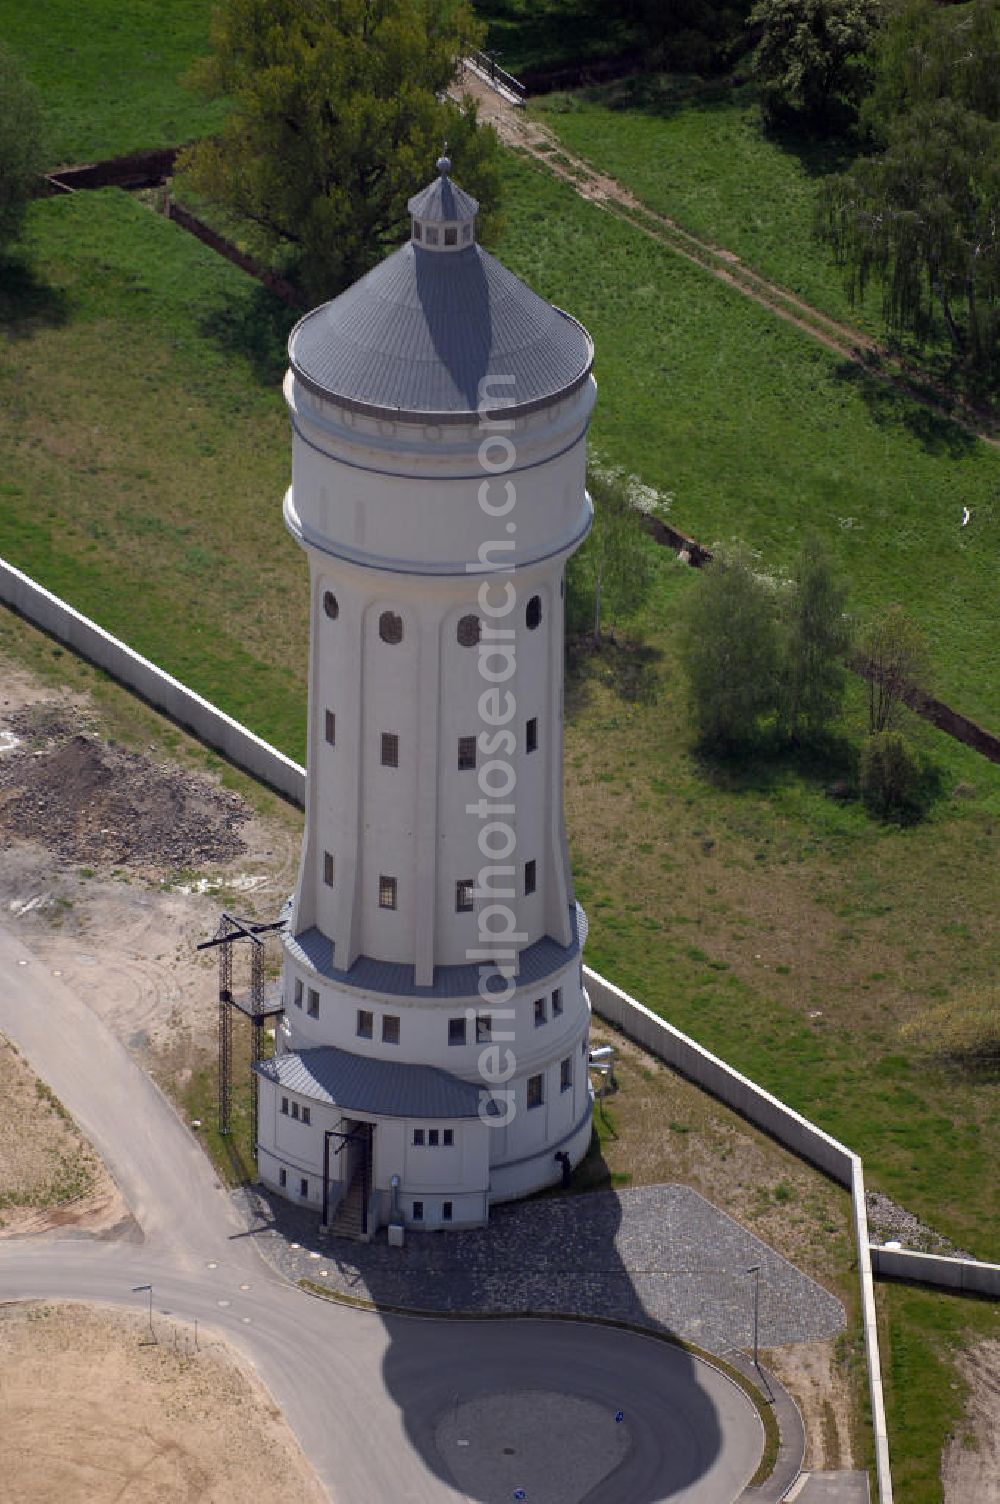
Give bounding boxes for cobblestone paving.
[234,1182,845,1358]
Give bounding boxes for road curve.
[0,923,763,1502]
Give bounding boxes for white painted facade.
[255,162,597,1232]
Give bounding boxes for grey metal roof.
[407,174,478,222]
[288,240,593,421]
[286,903,585,1000]
[255,1046,487,1119]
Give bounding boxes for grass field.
[535,75,887,339]
[473,0,643,76]
[0,0,223,163]
[879,1284,1000,1503]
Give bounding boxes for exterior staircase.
[329,1169,368,1241]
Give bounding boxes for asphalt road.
[0,923,764,1503]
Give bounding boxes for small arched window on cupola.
[408,155,479,255]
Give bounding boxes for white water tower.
[254,159,597,1234]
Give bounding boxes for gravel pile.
[0,714,249,871]
[866,1189,974,1259]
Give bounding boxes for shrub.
[859,728,920,816]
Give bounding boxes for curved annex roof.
[288,163,593,423]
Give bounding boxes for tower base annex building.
[254,159,598,1235]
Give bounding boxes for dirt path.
[942,1339,1000,1504]
[456,67,1000,450]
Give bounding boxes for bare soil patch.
[942,1339,1000,1504]
[765,1338,857,1471]
[0,708,250,872]
[0,1033,127,1240]
[0,1301,327,1504]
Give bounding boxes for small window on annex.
[458,735,477,770]
[357,1009,374,1039]
[291,1101,299,1120]
[302,1106,312,1124]
[383,1014,400,1045]
[280,1096,289,1115]
[307,989,319,1019]
[379,610,403,645]
[279,1167,287,1188]
[443,1128,454,1147]
[443,1200,454,1220]
[412,1199,425,1220]
[379,875,398,910]
[448,1016,467,1046]
[429,1129,439,1147]
[300,1178,309,1198]
[293,978,303,1009]
[381,732,399,768]
[456,879,474,913]
[413,1128,425,1145]
[456,614,480,647]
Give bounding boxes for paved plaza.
[237,1181,846,1360]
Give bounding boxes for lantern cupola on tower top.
[408,154,478,251]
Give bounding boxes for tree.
[0,45,46,254]
[679,544,780,747]
[859,727,920,814]
[779,532,851,739]
[178,0,502,301]
[567,471,658,642]
[857,603,927,734]
[749,0,879,123]
[818,0,1000,373]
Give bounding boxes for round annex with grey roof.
[287,158,594,422]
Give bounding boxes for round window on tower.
[323,590,339,620]
[526,595,542,630]
[456,614,481,648]
[379,610,404,645]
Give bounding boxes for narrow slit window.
[300,1178,309,1198]
[281,1096,289,1115]
[293,978,303,1009]
[379,610,403,644]
[412,1199,424,1220]
[443,1129,454,1147]
[552,987,563,1016]
[379,875,397,910]
[476,1014,492,1044]
[307,989,319,1018]
[526,717,538,753]
[527,1073,544,1109]
[323,851,334,887]
[525,859,537,896]
[429,1129,439,1147]
[323,591,339,620]
[279,1167,287,1188]
[534,997,546,1028]
[560,1057,572,1092]
[302,1106,311,1125]
[456,879,474,913]
[325,709,336,745]
[526,595,542,630]
[443,1200,453,1220]
[381,732,399,768]
[458,735,477,770]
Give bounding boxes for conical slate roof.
[288,167,593,422]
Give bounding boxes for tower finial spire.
[436,144,452,177]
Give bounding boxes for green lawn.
[879,1284,1000,1504]
[535,75,885,337]
[0,0,224,162]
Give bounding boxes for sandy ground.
[0,1301,327,1504]
[941,1339,1000,1504]
[765,1339,856,1472]
[0,1033,128,1240]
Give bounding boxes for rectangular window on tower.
[379,875,397,910]
[293,978,303,1009]
[302,1106,311,1125]
[527,1073,544,1109]
[280,1096,289,1115]
[323,851,334,887]
[534,997,547,1028]
[383,1015,400,1045]
[448,1017,467,1046]
[552,987,563,1016]
[300,1178,309,1198]
[412,1199,424,1220]
[325,709,336,746]
[525,859,537,895]
[560,1057,572,1092]
[279,1167,287,1188]
[526,717,538,753]
[381,732,399,768]
[443,1200,453,1220]
[307,989,319,1018]
[456,879,474,913]
[357,1009,373,1039]
[476,1014,492,1044]
[458,735,476,770]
